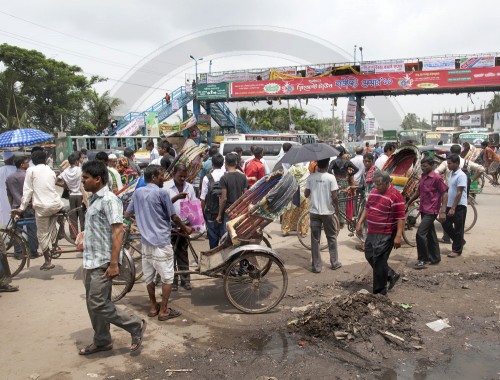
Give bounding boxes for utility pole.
[353,45,357,65]
[331,98,335,140]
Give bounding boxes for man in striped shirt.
[356,171,405,295]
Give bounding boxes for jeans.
[416,213,440,263]
[206,218,226,249]
[69,195,85,240]
[310,213,339,272]
[364,233,397,295]
[172,234,190,286]
[84,265,142,346]
[441,205,467,254]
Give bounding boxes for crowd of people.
[0,137,497,354]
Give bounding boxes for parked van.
[219,140,300,171]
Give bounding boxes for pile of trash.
[289,292,420,348]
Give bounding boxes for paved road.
[1,184,498,379]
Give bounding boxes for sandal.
[40,263,55,271]
[130,319,147,352]
[158,308,181,321]
[172,284,178,291]
[0,284,19,292]
[79,342,113,355]
[414,261,427,269]
[183,283,192,291]
[147,303,161,318]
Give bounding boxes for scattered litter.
[462,284,470,289]
[291,305,311,313]
[426,318,451,332]
[402,277,409,282]
[165,369,193,373]
[182,319,188,322]
[29,374,40,380]
[287,319,299,326]
[400,303,412,310]
[464,315,472,320]
[297,339,308,347]
[357,289,370,294]
[87,374,98,378]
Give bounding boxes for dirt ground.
[1,185,499,380]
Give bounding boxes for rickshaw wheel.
[224,251,287,314]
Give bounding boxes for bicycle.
[0,207,84,276]
[297,192,366,251]
[402,196,478,247]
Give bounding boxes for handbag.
[180,198,206,233]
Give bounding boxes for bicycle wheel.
[402,205,420,247]
[297,211,338,251]
[123,229,143,281]
[111,251,136,303]
[464,201,477,233]
[224,252,288,314]
[62,208,84,245]
[0,229,27,277]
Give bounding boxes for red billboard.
[229,67,500,98]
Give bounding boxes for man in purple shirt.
[125,165,192,321]
[407,157,448,268]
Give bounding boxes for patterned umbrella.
[0,128,54,148]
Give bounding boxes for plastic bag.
[180,199,206,233]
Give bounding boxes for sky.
[1,0,499,131]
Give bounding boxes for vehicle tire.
[123,230,143,282]
[297,211,338,251]
[464,201,477,233]
[0,229,27,277]
[402,205,420,247]
[111,250,136,303]
[62,208,84,245]
[224,252,287,314]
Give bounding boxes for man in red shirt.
[407,157,448,268]
[356,171,405,295]
[481,140,500,185]
[244,146,265,187]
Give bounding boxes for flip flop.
[130,319,147,352]
[158,308,181,321]
[147,303,161,318]
[78,343,113,355]
[40,263,55,271]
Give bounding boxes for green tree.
[81,90,123,134]
[0,44,102,133]
[400,113,420,130]
[487,93,500,125]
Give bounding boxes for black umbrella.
[279,143,340,165]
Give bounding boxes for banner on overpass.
[196,83,228,100]
[229,66,500,98]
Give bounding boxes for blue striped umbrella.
[0,128,54,148]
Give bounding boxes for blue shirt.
[447,169,467,207]
[127,183,176,247]
[199,157,212,178]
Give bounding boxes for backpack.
[461,160,472,197]
[204,173,222,219]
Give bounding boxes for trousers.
[364,233,397,295]
[441,205,466,254]
[310,213,339,272]
[172,234,190,286]
[85,265,142,346]
[416,213,441,263]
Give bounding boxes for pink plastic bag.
[180,199,206,233]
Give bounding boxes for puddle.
[246,331,302,362]
[380,341,499,379]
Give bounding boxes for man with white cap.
[0,152,17,227]
[107,154,123,193]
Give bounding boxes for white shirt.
[200,168,225,201]
[107,167,123,191]
[350,154,365,185]
[305,172,339,215]
[374,154,389,170]
[58,166,82,195]
[149,148,160,163]
[435,156,484,184]
[164,180,197,216]
[21,164,64,212]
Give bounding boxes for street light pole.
[359,46,364,63]
[189,55,203,83]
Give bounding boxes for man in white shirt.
[57,152,84,240]
[146,139,160,163]
[107,154,124,192]
[374,142,396,170]
[350,146,365,185]
[304,158,341,273]
[164,164,197,291]
[14,150,64,270]
[200,153,226,249]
